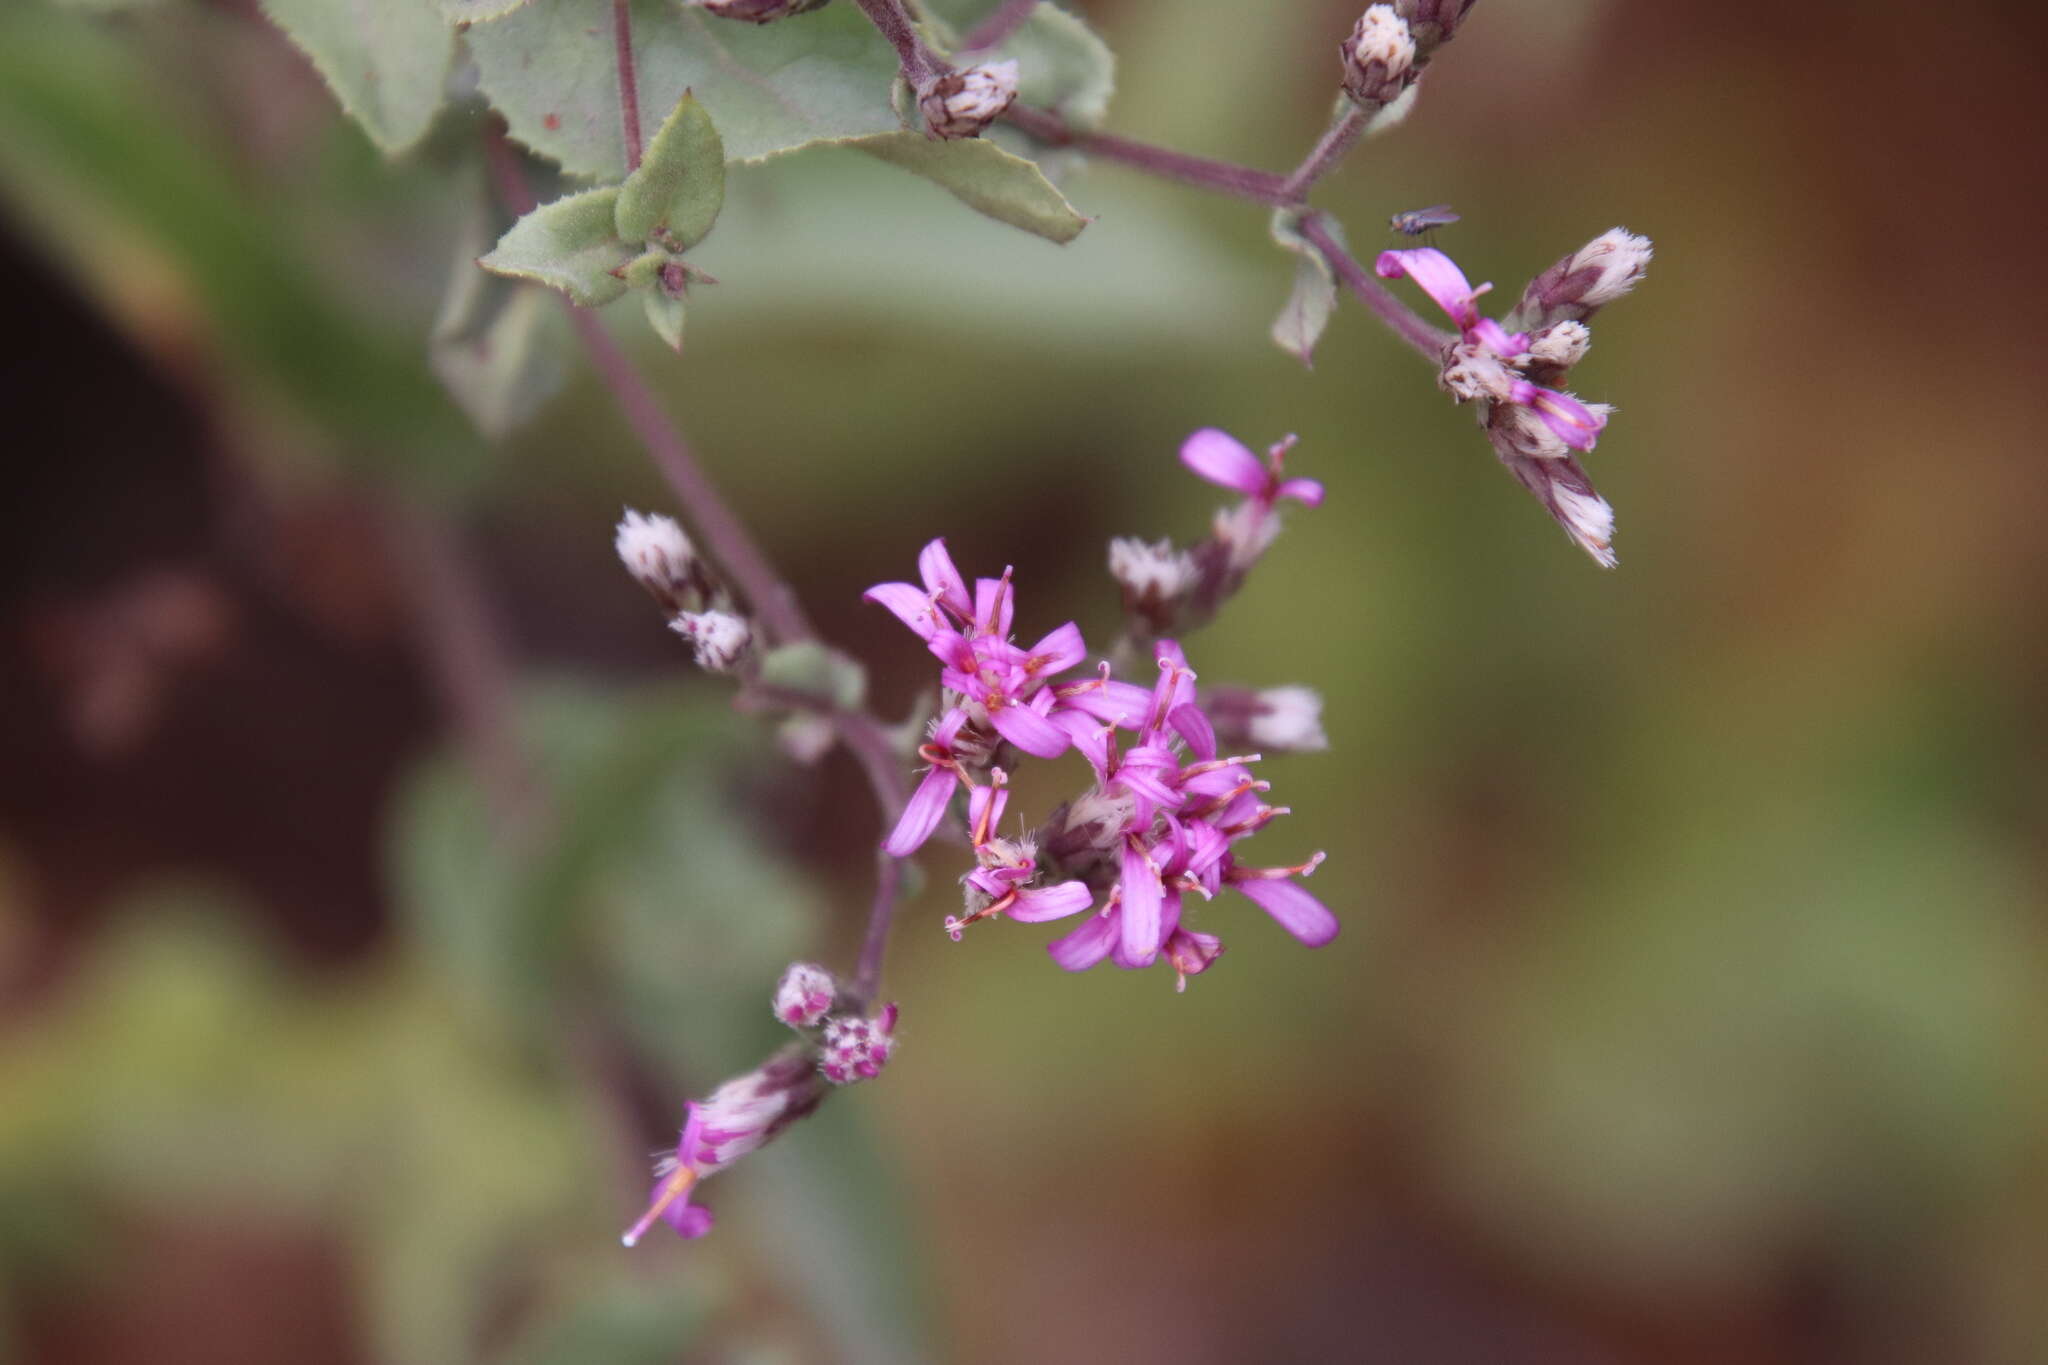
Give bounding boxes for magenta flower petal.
[967,780,1008,841]
[917,538,972,619]
[883,766,957,856]
[665,1200,715,1239]
[1025,621,1086,678]
[1007,880,1094,922]
[1234,877,1340,947]
[863,583,942,641]
[1375,247,1483,331]
[989,702,1071,759]
[973,575,1014,639]
[1510,380,1607,451]
[1119,842,1164,966]
[1179,428,1268,496]
[1168,701,1217,762]
[1055,679,1153,727]
[1470,318,1527,358]
[1274,477,1325,508]
[1047,911,1118,971]
[930,705,970,749]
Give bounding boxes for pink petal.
[967,781,1008,840]
[863,583,941,641]
[1056,680,1153,728]
[989,701,1071,759]
[1047,911,1118,971]
[1179,428,1268,497]
[917,538,972,619]
[1375,247,1481,331]
[664,1200,715,1239]
[1512,381,1607,451]
[930,705,970,750]
[1118,842,1164,966]
[1168,702,1217,762]
[1024,621,1086,678]
[1275,477,1325,508]
[1234,877,1340,946]
[1007,880,1093,922]
[882,766,957,856]
[973,575,1014,638]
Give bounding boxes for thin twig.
[961,0,1038,51]
[1279,106,1368,201]
[1296,212,1455,362]
[1003,103,1296,206]
[612,0,644,173]
[852,0,949,87]
[853,849,904,1001]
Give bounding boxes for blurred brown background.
[2,0,2045,1362]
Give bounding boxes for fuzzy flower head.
[820,1004,899,1085]
[615,509,706,612]
[1341,5,1418,109]
[773,962,836,1030]
[671,609,752,673]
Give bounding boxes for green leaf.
[850,132,1088,244]
[615,91,725,248]
[479,186,634,307]
[758,642,868,712]
[260,0,453,155]
[439,0,535,22]
[642,290,685,352]
[432,196,570,438]
[1268,208,1341,368]
[470,0,903,179]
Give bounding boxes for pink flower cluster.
[864,437,1336,989]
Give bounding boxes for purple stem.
[1296,212,1455,362]
[852,0,949,87]
[961,0,1039,51]
[613,0,644,173]
[1002,104,1296,206]
[1279,106,1369,201]
[853,849,903,1001]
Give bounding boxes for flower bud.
[819,1004,898,1085]
[773,962,837,1029]
[1498,450,1617,568]
[1341,6,1418,109]
[1108,537,1197,633]
[918,60,1020,140]
[1437,340,1517,404]
[1164,928,1225,993]
[1507,228,1653,332]
[616,510,702,612]
[1527,319,1591,370]
[689,0,832,23]
[671,610,753,672]
[1394,0,1479,56]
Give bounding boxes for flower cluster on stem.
[1376,230,1651,565]
[867,433,1338,989]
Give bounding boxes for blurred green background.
[2,1,2044,1362]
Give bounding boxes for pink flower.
[1180,428,1325,509]
[1376,247,1608,454]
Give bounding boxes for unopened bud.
[671,610,753,672]
[1527,319,1591,370]
[1341,6,1418,109]
[1394,0,1479,57]
[616,510,701,611]
[1438,341,1517,404]
[690,0,831,23]
[819,1004,898,1085]
[918,60,1020,140]
[773,962,837,1029]
[1499,450,1617,568]
[1109,537,1197,632]
[1207,686,1328,753]
[1508,228,1653,331]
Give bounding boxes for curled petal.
[917,538,972,619]
[966,779,1008,844]
[1008,880,1094,922]
[1118,841,1164,967]
[1274,477,1325,508]
[1025,621,1087,679]
[989,701,1072,759]
[1055,679,1154,728]
[882,766,957,856]
[973,574,1015,639]
[1233,876,1340,947]
[666,1201,715,1240]
[1179,428,1268,497]
[1047,910,1119,971]
[1375,247,1482,332]
[863,583,942,641]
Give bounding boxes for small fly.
[1388,204,1460,245]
